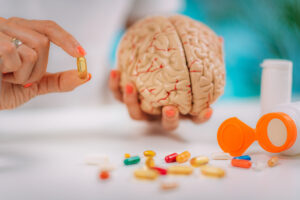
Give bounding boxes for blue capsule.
[233,155,251,160]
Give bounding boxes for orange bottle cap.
[256,112,297,153]
[217,117,255,157]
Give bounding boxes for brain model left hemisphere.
[117,15,225,116]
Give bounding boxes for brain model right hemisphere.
[117,15,225,116]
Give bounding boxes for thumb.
[37,70,91,95]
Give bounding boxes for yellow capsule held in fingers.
[134,169,158,180]
[144,150,156,157]
[201,165,225,178]
[77,57,87,79]
[167,165,194,175]
[176,151,191,163]
[190,156,209,167]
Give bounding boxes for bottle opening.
[267,118,287,147]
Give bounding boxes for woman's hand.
[109,69,213,131]
[0,17,91,110]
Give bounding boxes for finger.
[162,106,179,131]
[8,18,84,57]
[37,70,91,95]
[109,70,123,102]
[192,107,213,124]
[0,21,50,83]
[2,44,37,84]
[0,32,22,73]
[123,83,148,120]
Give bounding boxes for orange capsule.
[176,151,191,163]
[268,156,279,167]
[231,159,252,169]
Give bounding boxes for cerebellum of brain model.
[117,15,225,116]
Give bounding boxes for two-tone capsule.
[165,153,178,163]
[77,57,87,79]
[176,151,191,163]
[233,155,251,160]
[124,156,140,165]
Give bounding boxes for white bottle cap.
[260,59,292,114]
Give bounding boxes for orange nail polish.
[77,46,86,56]
[125,84,133,94]
[205,109,213,119]
[23,83,33,88]
[165,109,176,117]
[87,73,92,81]
[2,72,7,75]
[110,70,117,79]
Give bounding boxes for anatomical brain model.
[117,15,225,116]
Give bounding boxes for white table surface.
[0,100,299,200]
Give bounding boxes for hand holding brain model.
[109,15,225,130]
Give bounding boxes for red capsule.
[152,167,167,175]
[165,153,178,163]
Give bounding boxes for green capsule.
[124,156,140,165]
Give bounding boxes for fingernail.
[165,109,176,117]
[125,84,133,94]
[2,72,7,75]
[77,46,86,56]
[87,73,92,81]
[110,70,117,79]
[23,83,33,88]
[204,109,213,119]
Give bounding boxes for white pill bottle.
[259,59,300,155]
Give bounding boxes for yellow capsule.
[124,153,131,158]
[176,151,191,163]
[134,169,158,180]
[167,165,194,175]
[201,166,225,178]
[77,57,87,79]
[145,157,155,168]
[268,156,279,167]
[144,150,156,157]
[190,156,209,167]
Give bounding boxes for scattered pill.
[124,156,140,165]
[268,156,279,167]
[190,156,209,167]
[99,171,110,180]
[152,167,167,175]
[167,165,194,175]
[201,166,225,178]
[160,182,178,190]
[231,159,252,168]
[144,150,156,157]
[85,154,109,165]
[77,56,87,79]
[211,152,231,160]
[99,163,115,171]
[176,151,191,163]
[134,169,158,180]
[145,157,155,168]
[124,153,131,158]
[252,161,265,171]
[165,153,178,163]
[233,155,251,160]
